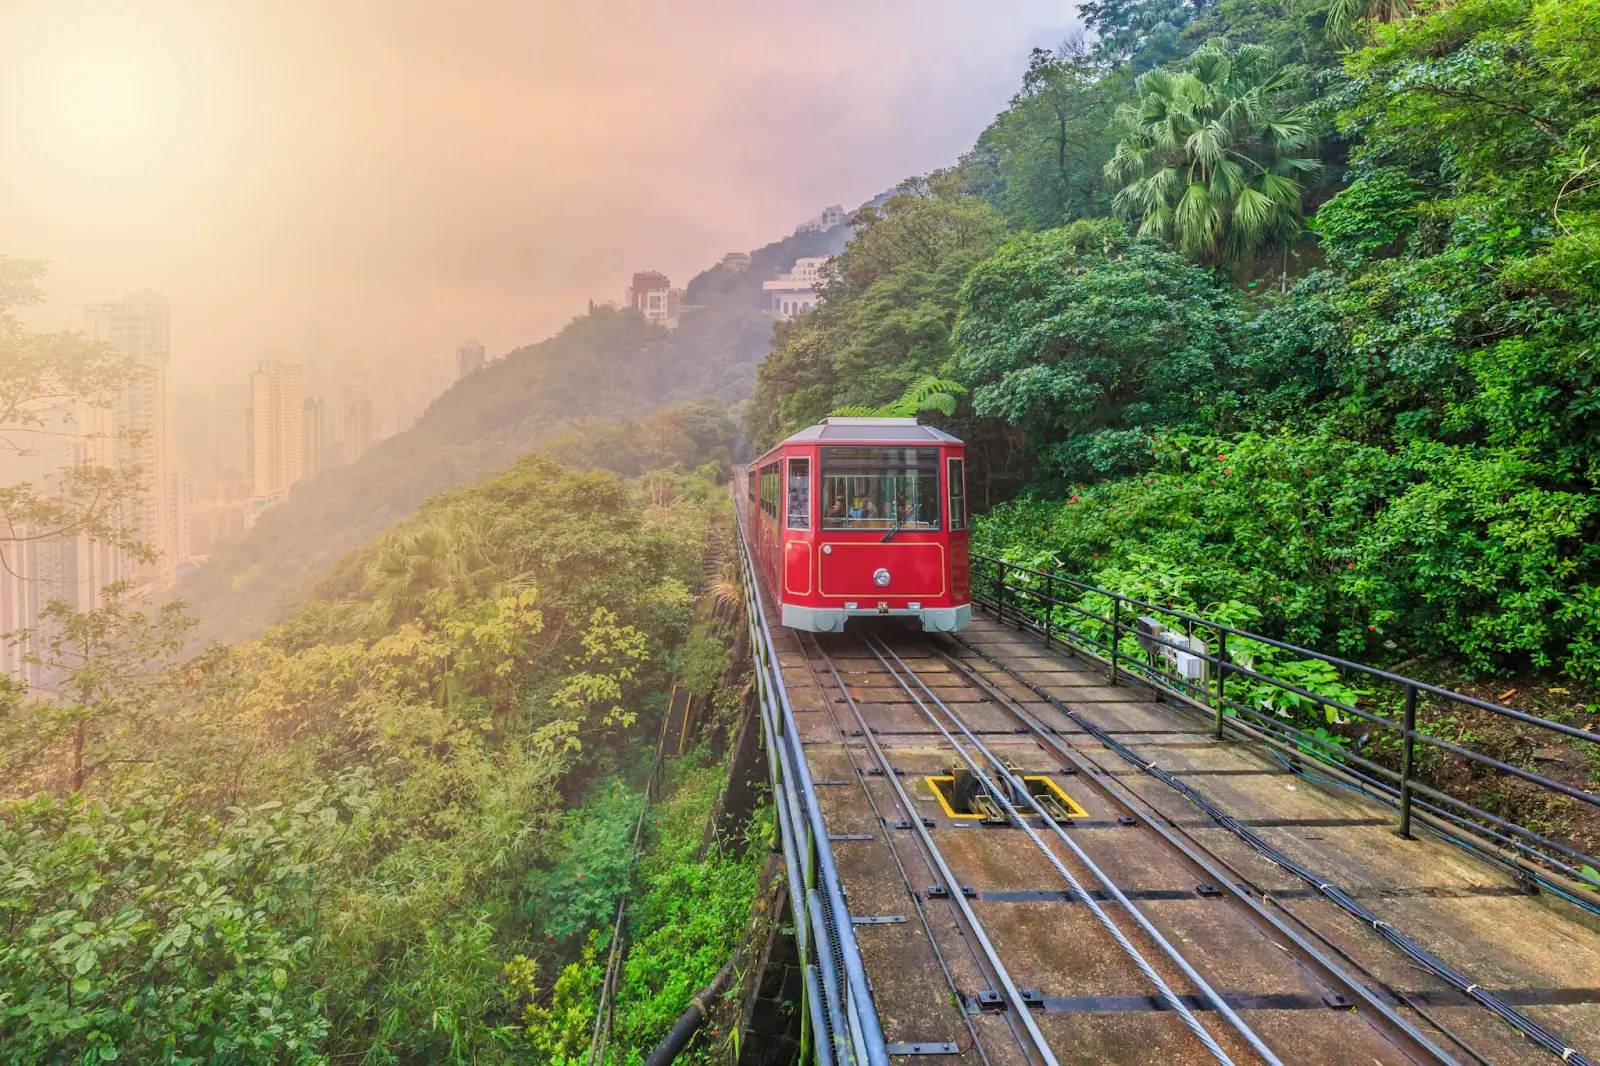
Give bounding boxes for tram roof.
[780,417,962,446]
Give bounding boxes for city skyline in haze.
[0,1,1078,390]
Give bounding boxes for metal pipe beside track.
[736,515,888,1066]
[813,641,1063,1066]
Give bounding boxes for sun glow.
[22,27,184,176]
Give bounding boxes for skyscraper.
[303,396,328,477]
[213,382,251,480]
[456,340,486,380]
[249,359,305,504]
[83,292,172,584]
[342,387,374,463]
[171,391,213,492]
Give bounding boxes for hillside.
[180,225,849,642]
[753,0,1600,683]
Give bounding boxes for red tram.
[744,417,971,632]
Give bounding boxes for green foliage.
[1309,167,1427,267]
[609,761,762,1062]
[2,437,738,1065]
[679,622,727,699]
[0,258,150,564]
[528,783,644,940]
[953,221,1240,482]
[749,181,1005,448]
[0,786,357,1064]
[963,40,1119,229]
[829,375,968,419]
[974,431,1600,677]
[1106,39,1321,266]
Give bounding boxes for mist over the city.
[3,1,1071,390]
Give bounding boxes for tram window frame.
[759,462,779,518]
[947,456,967,532]
[819,446,941,531]
[747,469,757,510]
[786,457,811,530]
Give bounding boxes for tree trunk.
[72,719,85,793]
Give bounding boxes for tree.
[0,258,148,573]
[966,39,1119,228]
[1105,39,1321,267]
[4,582,194,793]
[1080,0,1199,71]
[748,182,1005,446]
[953,221,1240,482]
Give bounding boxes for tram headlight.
[873,567,891,588]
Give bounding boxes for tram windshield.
[820,447,940,530]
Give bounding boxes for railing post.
[1109,596,1120,685]
[1044,572,1054,646]
[1399,685,1417,839]
[1214,630,1227,739]
[995,561,1006,626]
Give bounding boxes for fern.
[828,375,967,419]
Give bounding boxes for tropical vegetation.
[755,0,1600,688]
[1,410,760,1064]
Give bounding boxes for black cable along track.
[947,630,1597,1066]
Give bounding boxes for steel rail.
[736,512,888,1066]
[797,632,996,1066]
[868,634,1282,1066]
[811,640,1062,1066]
[932,639,1464,1066]
[944,629,1593,1066]
[858,634,1244,1066]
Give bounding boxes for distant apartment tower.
[303,396,328,477]
[342,388,374,462]
[213,382,251,482]
[248,359,305,504]
[83,291,172,585]
[171,391,213,491]
[796,204,846,234]
[625,271,684,329]
[456,339,486,380]
[763,256,829,319]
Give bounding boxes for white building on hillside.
[763,257,830,319]
[796,205,846,234]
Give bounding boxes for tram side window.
[947,457,966,531]
[760,462,779,518]
[747,469,757,510]
[820,447,940,530]
[787,457,811,530]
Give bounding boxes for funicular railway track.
[788,623,1466,1066]
[733,432,1599,1066]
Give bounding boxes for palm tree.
[1105,39,1320,267]
[1327,0,1410,39]
[361,506,505,629]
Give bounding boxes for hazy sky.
[1,1,1078,390]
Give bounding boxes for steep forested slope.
[3,428,760,1065]
[181,225,848,642]
[753,0,1600,681]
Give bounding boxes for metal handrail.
[736,507,888,1066]
[971,552,1600,892]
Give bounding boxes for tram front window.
[820,447,940,530]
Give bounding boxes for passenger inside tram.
[819,447,940,531]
